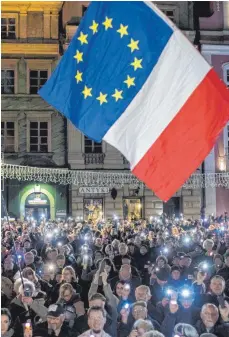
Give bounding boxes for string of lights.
[1,163,229,189]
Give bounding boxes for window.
[82,5,88,16]
[1,69,14,94]
[223,63,229,87]
[1,17,16,39]
[1,122,15,152]
[84,136,102,153]
[162,9,175,22]
[29,121,48,152]
[29,70,48,94]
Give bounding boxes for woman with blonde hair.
[22,267,52,301]
[57,283,82,328]
[52,266,82,303]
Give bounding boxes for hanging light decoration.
[1,163,229,189]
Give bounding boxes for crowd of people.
[1,213,229,337]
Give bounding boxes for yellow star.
[75,70,83,84]
[89,20,99,34]
[77,31,88,45]
[124,75,135,88]
[112,89,123,102]
[131,57,143,71]
[117,24,128,38]
[102,17,113,31]
[96,92,108,105]
[73,50,83,63]
[127,38,139,53]
[82,85,92,99]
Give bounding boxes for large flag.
[39,1,229,201]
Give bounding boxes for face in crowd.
[119,264,131,281]
[201,304,219,329]
[209,277,225,296]
[88,309,106,334]
[1,314,10,335]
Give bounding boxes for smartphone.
[217,295,226,308]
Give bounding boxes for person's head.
[50,248,58,262]
[119,243,128,255]
[87,306,106,334]
[56,254,65,268]
[182,256,192,268]
[201,304,219,329]
[156,256,167,268]
[224,252,229,267]
[59,283,74,302]
[115,281,125,298]
[22,267,37,282]
[128,243,135,255]
[62,266,77,283]
[156,269,169,286]
[132,301,148,321]
[3,259,14,271]
[122,283,131,300]
[94,251,104,263]
[23,240,31,250]
[105,244,113,256]
[135,285,151,303]
[119,264,131,280]
[174,323,199,337]
[140,245,148,256]
[171,266,181,280]
[134,236,142,247]
[132,319,154,336]
[122,255,131,265]
[203,239,214,252]
[24,252,34,265]
[209,275,225,295]
[1,308,11,335]
[47,304,65,331]
[89,293,106,309]
[95,237,102,248]
[213,254,224,269]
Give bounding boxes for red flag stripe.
[132,69,229,201]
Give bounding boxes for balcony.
[83,153,105,165]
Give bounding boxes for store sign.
[28,198,47,205]
[56,210,67,217]
[79,187,109,194]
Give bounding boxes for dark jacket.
[195,320,229,337]
[34,321,73,337]
[161,306,200,337]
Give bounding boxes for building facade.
[2,1,228,222]
[1,1,68,220]
[200,1,229,215]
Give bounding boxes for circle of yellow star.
[112,89,123,102]
[73,50,83,63]
[102,17,113,31]
[128,39,139,53]
[89,20,99,34]
[77,31,88,45]
[82,85,92,99]
[117,24,128,38]
[131,57,143,71]
[124,75,135,88]
[96,92,108,105]
[75,70,83,84]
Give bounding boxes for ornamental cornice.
[1,1,63,13]
[1,43,59,56]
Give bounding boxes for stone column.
[51,11,59,39]
[19,11,27,39]
[18,58,27,94]
[43,10,51,39]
